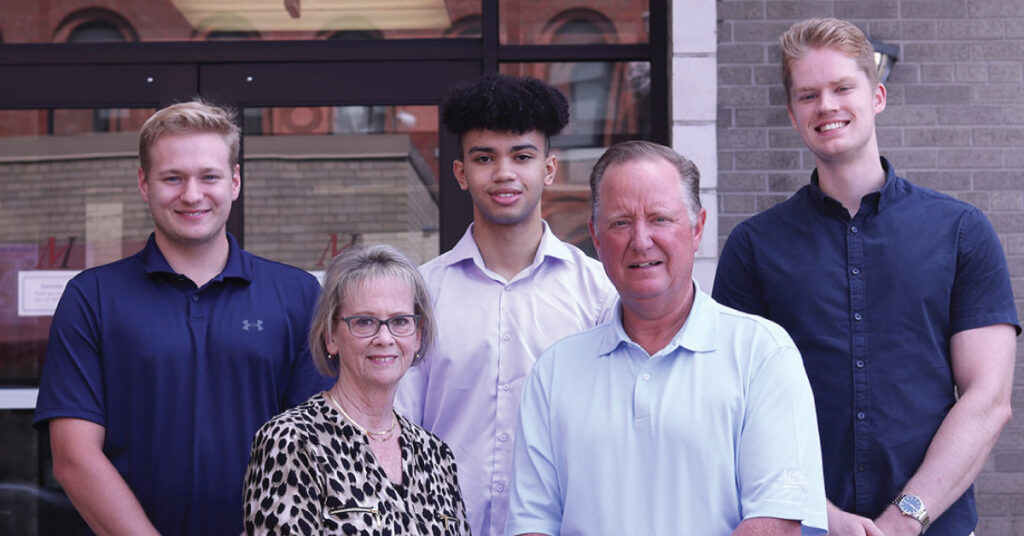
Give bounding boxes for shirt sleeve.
[712,223,769,317]
[33,276,106,427]
[737,344,828,535]
[506,360,562,536]
[950,207,1021,335]
[243,420,323,535]
[283,276,333,409]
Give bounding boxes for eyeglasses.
[340,314,421,338]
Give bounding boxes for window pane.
[500,1,649,45]
[0,409,88,534]
[500,62,650,255]
[242,106,440,270]
[0,108,154,383]
[4,0,482,43]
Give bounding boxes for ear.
[453,159,469,191]
[324,324,339,355]
[691,207,707,250]
[786,102,798,130]
[138,167,150,202]
[873,83,887,115]
[543,153,557,186]
[231,163,241,201]
[588,218,602,260]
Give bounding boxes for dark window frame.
[0,0,667,251]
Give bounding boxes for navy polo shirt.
[713,158,1019,535]
[35,233,331,536]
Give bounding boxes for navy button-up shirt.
[713,158,1019,535]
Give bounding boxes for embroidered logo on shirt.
[242,319,264,331]
[778,468,808,492]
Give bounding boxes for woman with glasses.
[243,244,470,535]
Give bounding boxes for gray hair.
[589,140,701,225]
[308,244,435,377]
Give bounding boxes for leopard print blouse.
[244,393,471,535]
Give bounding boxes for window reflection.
[500,62,650,256]
[3,1,646,44]
[242,106,440,269]
[501,1,649,45]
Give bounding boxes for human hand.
[875,505,925,536]
[827,502,885,536]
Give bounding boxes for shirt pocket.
[327,505,383,532]
[434,510,472,536]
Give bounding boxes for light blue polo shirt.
[506,283,827,536]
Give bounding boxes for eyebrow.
[794,76,858,92]
[467,143,540,154]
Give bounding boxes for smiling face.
[454,129,557,231]
[589,156,706,317]
[326,275,421,395]
[787,47,886,166]
[138,132,240,252]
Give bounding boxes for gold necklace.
[324,391,397,443]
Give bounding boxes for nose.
[630,220,654,251]
[493,157,515,182]
[372,324,396,345]
[180,178,203,204]
[818,91,839,114]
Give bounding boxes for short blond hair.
[308,245,436,377]
[138,99,240,174]
[780,18,879,102]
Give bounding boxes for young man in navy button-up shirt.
[34,100,329,536]
[714,18,1019,536]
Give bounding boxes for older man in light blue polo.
[506,141,828,536]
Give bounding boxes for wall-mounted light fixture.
[869,38,899,83]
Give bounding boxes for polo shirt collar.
[808,156,904,217]
[445,220,574,277]
[141,232,252,284]
[598,280,717,358]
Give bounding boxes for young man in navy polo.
[34,100,329,536]
[713,18,1019,536]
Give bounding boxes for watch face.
[899,495,923,513]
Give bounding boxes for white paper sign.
[18,270,79,317]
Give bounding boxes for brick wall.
[716,1,1024,532]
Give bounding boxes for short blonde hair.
[308,245,436,377]
[138,99,241,174]
[780,18,879,102]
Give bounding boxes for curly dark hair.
[441,73,570,154]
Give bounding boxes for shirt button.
[857,412,866,420]
[504,285,512,292]
[493,482,505,492]
[857,464,866,472]
[498,433,509,442]
[853,313,862,321]
[500,383,511,391]
[855,360,865,368]
[192,295,199,302]
[851,267,860,275]
[850,226,859,233]
[502,332,511,341]
[641,373,651,381]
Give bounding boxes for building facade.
[0,0,1021,533]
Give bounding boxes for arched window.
[55,11,138,134]
[54,9,138,42]
[549,14,615,147]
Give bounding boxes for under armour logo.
[242,320,264,331]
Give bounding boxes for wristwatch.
[893,493,931,534]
